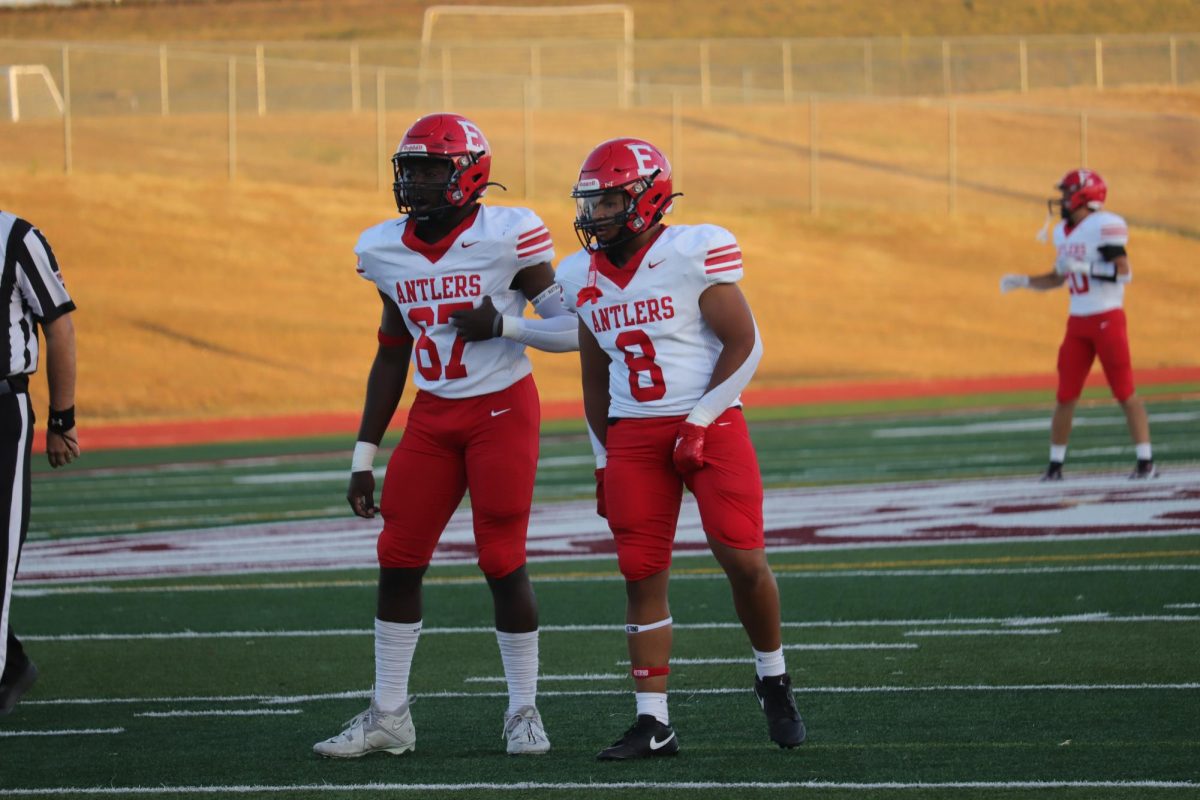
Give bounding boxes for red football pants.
[1056,308,1136,403]
[377,374,540,578]
[604,407,765,582]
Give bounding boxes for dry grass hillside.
[3,0,1198,424]
[5,165,1198,424]
[2,0,1198,41]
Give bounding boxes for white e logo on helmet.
[626,143,658,176]
[458,121,487,153]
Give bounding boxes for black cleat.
[0,657,38,716]
[1040,462,1064,482]
[1130,459,1158,480]
[596,714,679,760]
[754,673,806,748]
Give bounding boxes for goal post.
[418,4,634,108]
[3,64,65,122]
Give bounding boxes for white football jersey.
[1052,210,1129,316]
[556,224,747,418]
[356,205,554,399]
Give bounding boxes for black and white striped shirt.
[1,211,76,378]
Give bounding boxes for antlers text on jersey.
[395,273,483,304]
[590,296,676,333]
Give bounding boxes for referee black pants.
[0,391,33,682]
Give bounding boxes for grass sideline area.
[26,390,1200,540]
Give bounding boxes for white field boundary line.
[14,562,1200,597]
[904,628,1061,637]
[0,780,1196,795]
[134,709,302,718]
[19,612,1200,642]
[24,683,1200,709]
[0,727,123,737]
[1165,602,1200,608]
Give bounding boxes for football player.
[1000,169,1155,480]
[313,113,578,759]
[555,138,805,760]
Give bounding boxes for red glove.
[594,467,607,518]
[672,422,706,475]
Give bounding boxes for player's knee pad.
[617,547,672,583]
[376,526,433,569]
[477,540,526,579]
[1055,384,1083,404]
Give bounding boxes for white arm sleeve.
[685,322,764,427]
[500,284,580,353]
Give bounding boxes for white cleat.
[313,700,416,758]
[503,705,551,755]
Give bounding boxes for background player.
[313,113,578,759]
[555,138,805,760]
[1000,169,1155,480]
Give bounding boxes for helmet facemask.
[392,152,482,221]
[572,170,664,251]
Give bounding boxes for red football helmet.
[571,138,677,250]
[1052,168,1107,217]
[392,113,492,218]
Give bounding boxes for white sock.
[1050,444,1067,463]
[1136,443,1152,461]
[635,691,669,725]
[374,618,421,711]
[753,646,787,679]
[496,629,539,716]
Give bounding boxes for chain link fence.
[2,34,1198,233]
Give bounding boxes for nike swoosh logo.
[462,241,480,248]
[649,732,676,750]
[648,259,664,269]
[491,408,511,417]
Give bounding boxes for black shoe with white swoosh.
[754,673,806,748]
[596,714,679,760]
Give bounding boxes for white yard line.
[23,682,1200,709]
[20,612,1200,643]
[134,709,302,718]
[0,727,123,738]
[0,779,1195,795]
[14,562,1200,598]
[904,629,1061,637]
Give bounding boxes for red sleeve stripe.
[706,263,742,275]
[378,328,413,348]
[704,250,742,267]
[517,242,554,260]
[516,231,552,250]
[518,225,549,242]
[706,243,740,257]
[1100,227,1127,235]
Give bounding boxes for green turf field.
[5,392,1199,799]
[28,389,1200,540]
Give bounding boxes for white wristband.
[351,441,378,473]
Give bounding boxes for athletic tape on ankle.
[632,665,670,679]
[625,616,673,635]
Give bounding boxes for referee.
[1,210,78,715]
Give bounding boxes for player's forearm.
[1028,272,1065,291]
[42,314,77,412]
[687,323,762,427]
[356,346,410,444]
